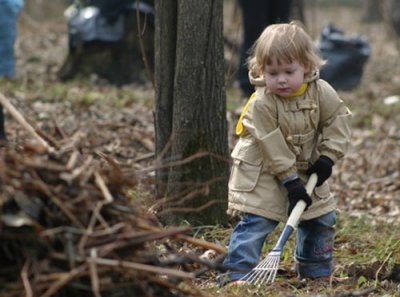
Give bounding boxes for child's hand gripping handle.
[286,173,318,228]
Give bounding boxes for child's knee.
[295,259,333,279]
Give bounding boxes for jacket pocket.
[229,138,263,192]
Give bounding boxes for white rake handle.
[286,173,318,228]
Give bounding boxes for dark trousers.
[0,106,5,140]
[238,0,292,97]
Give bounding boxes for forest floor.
[1,0,400,296]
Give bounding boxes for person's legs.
[237,0,269,98]
[0,0,24,141]
[0,0,23,78]
[295,211,336,279]
[0,107,6,141]
[237,0,293,98]
[220,213,279,284]
[269,0,292,24]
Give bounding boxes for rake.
[241,173,318,286]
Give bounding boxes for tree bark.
[154,0,229,225]
[291,0,305,24]
[361,0,383,23]
[154,0,177,197]
[387,0,400,36]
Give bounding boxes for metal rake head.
[241,250,281,286]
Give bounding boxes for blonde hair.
[247,21,325,75]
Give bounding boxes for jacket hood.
[248,67,320,87]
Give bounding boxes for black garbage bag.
[318,23,371,91]
[59,0,155,85]
[66,0,154,49]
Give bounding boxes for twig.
[33,172,84,228]
[94,171,114,204]
[57,131,85,155]
[138,151,230,174]
[375,250,393,283]
[95,227,192,257]
[41,265,87,297]
[21,258,33,297]
[66,150,80,170]
[136,218,227,254]
[334,287,377,297]
[153,176,226,209]
[0,92,55,154]
[78,201,110,256]
[158,199,224,216]
[155,131,175,164]
[60,155,93,184]
[19,156,67,172]
[91,257,195,279]
[178,233,227,254]
[89,249,102,297]
[133,152,155,162]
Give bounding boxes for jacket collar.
[248,67,320,88]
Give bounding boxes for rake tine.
[254,269,266,283]
[254,271,267,286]
[257,258,275,283]
[267,256,279,283]
[241,253,278,286]
[257,255,279,285]
[242,262,264,283]
[242,269,258,283]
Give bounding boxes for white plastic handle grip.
[286,173,318,228]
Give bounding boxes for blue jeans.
[0,0,24,78]
[221,211,336,284]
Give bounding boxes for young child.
[221,22,352,285]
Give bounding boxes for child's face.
[264,58,306,98]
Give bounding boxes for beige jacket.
[228,70,352,222]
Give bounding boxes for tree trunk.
[361,0,383,23]
[154,0,176,199]
[387,0,400,36]
[154,0,229,226]
[291,0,305,24]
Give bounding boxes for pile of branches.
[0,94,225,297]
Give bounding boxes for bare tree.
[291,0,305,24]
[362,0,400,37]
[387,0,400,36]
[154,0,229,225]
[362,0,383,23]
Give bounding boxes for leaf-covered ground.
[1,1,399,296]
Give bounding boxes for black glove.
[284,178,312,216]
[306,155,334,186]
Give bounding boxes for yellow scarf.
[235,83,308,136]
[288,83,308,98]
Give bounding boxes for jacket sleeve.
[242,92,298,182]
[317,80,352,163]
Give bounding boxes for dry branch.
[0,92,55,154]
[0,137,225,297]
